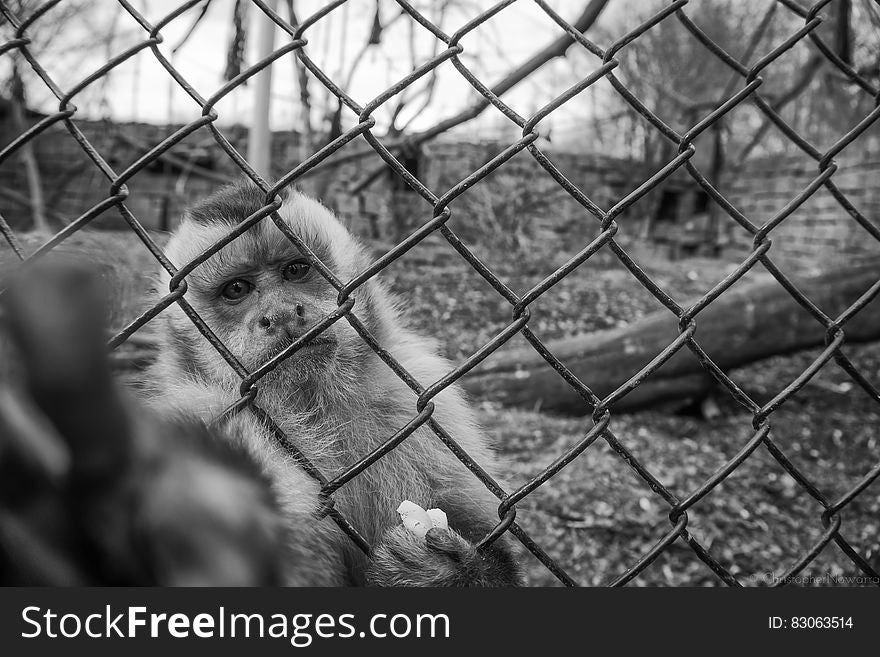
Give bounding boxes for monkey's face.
[162,188,375,391]
[196,246,340,376]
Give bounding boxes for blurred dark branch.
[0,187,68,226]
[171,0,214,55]
[225,0,250,81]
[718,3,777,101]
[835,0,853,66]
[284,0,315,154]
[115,132,235,185]
[735,53,824,163]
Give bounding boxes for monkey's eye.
[282,260,311,282]
[220,279,252,301]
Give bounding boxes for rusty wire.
[1,0,879,587]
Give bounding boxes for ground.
[377,233,880,586]
[481,345,880,586]
[4,229,878,586]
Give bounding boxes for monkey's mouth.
[262,335,337,363]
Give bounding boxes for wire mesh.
[1,0,878,586]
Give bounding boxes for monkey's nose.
[258,314,290,333]
[258,309,304,338]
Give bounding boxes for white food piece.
[397,501,433,539]
[397,501,449,538]
[425,508,448,530]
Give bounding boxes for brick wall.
[0,117,229,232]
[724,152,880,267]
[1,115,877,268]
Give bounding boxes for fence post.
[248,0,277,180]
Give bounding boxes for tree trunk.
[462,260,880,414]
[10,63,50,234]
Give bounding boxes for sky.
[9,0,880,156]
[7,0,628,144]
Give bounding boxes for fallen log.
[462,259,880,414]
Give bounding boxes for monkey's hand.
[0,260,287,585]
[366,524,520,587]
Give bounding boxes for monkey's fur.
[146,183,520,586]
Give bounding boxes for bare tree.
[1,0,121,233]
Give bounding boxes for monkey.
[144,181,522,586]
[0,187,520,586]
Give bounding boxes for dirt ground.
[481,342,880,586]
[378,234,880,586]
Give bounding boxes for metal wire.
[1,0,878,587]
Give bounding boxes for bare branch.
[300,0,610,177]
[735,53,824,163]
[411,0,611,143]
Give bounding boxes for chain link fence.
[1,0,878,586]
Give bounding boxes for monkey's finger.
[0,387,70,504]
[424,527,474,563]
[374,525,429,571]
[3,261,132,485]
[0,508,88,585]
